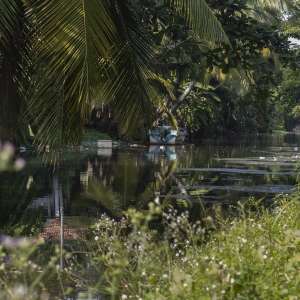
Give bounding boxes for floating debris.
[178,168,298,175]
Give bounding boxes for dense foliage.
[137,0,295,136]
[276,0,300,132]
[0,0,228,148]
[2,194,300,299]
[1,0,298,146]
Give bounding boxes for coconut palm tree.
[0,0,289,149]
[1,0,229,150]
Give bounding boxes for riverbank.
[2,190,300,299]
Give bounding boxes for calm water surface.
[1,133,300,230]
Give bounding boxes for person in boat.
[160,127,169,141]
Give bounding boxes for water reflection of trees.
[78,140,298,220]
[0,172,44,235]
[79,149,180,217]
[3,134,299,229]
[69,146,197,218]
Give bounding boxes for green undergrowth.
[65,195,300,299]
[81,128,111,148]
[2,192,300,299]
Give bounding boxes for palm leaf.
[0,0,19,45]
[246,0,288,23]
[24,0,229,147]
[103,1,228,133]
[0,1,26,143]
[97,0,168,134]
[171,0,229,43]
[248,0,287,11]
[25,0,117,148]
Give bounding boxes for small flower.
[0,235,32,248]
[95,236,99,241]
[121,295,128,299]
[154,197,160,205]
[14,158,26,171]
[230,278,235,284]
[8,284,27,298]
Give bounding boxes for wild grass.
[2,193,300,299]
[64,194,300,299]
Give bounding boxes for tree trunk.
[153,80,195,125]
[169,80,195,114]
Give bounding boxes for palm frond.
[25,0,117,148]
[0,0,19,45]
[96,0,168,134]
[24,0,231,146]
[0,0,25,143]
[246,0,288,24]
[172,0,229,43]
[222,69,254,97]
[247,0,287,11]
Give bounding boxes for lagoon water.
[1,133,300,231]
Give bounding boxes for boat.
[148,145,177,160]
[148,125,188,145]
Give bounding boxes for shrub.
[64,195,300,299]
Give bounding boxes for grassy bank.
[81,128,111,148]
[2,190,300,299]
